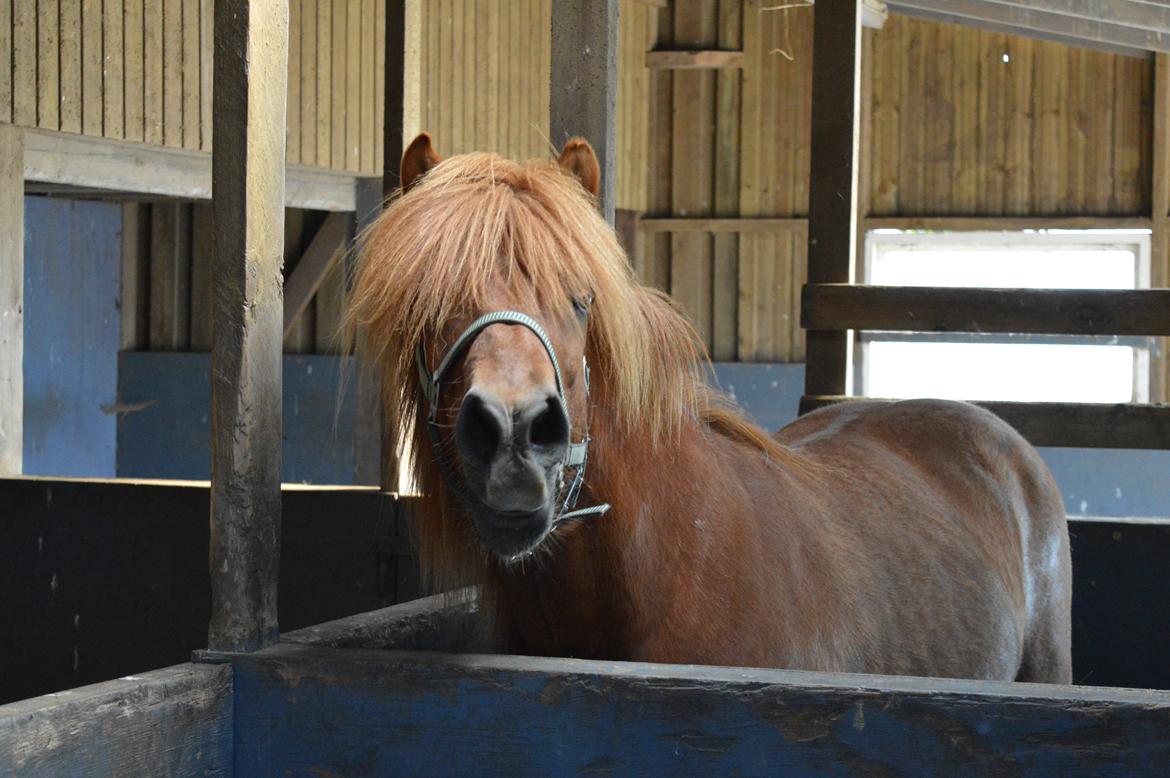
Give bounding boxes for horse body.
[352,134,1073,684]
[490,398,1071,683]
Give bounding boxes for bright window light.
[861,231,1151,404]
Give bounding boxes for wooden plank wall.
[412,0,653,211]
[121,204,346,354]
[0,0,384,174]
[647,6,1158,365]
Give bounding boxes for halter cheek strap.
[415,310,610,523]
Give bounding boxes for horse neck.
[487,409,740,659]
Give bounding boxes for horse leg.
[1015,524,1073,685]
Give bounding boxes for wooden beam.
[802,285,1170,336]
[863,215,1154,231]
[645,50,745,69]
[0,663,232,775]
[804,0,863,400]
[0,125,22,475]
[209,0,288,653]
[550,0,619,224]
[888,1,1162,58]
[1152,53,1170,404]
[282,212,349,339]
[352,179,387,488]
[224,642,1170,774]
[799,395,1170,449]
[978,0,1170,33]
[20,128,358,210]
[639,216,808,233]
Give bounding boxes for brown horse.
[350,133,1073,683]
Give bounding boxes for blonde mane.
[347,150,799,587]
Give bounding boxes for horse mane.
[347,150,803,591]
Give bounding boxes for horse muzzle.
[455,387,570,557]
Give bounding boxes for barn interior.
[2,1,1170,772]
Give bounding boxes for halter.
[415,310,611,525]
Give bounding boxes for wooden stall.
[4,1,1170,775]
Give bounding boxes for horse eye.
[571,295,591,320]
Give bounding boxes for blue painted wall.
[23,197,122,477]
[710,362,1169,519]
[116,353,358,484]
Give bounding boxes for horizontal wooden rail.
[862,215,1153,232]
[638,217,807,233]
[645,50,744,69]
[799,395,1170,449]
[801,285,1170,336]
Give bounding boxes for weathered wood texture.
[412,0,652,211]
[0,663,232,777]
[209,0,287,653]
[550,0,619,223]
[0,0,384,174]
[802,285,1170,336]
[799,395,1170,450]
[804,0,862,399]
[229,642,1170,775]
[0,125,21,475]
[644,7,1158,365]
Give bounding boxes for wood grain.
[0,125,21,474]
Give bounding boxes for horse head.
[351,133,700,577]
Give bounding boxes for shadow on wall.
[709,363,1170,520]
[116,353,359,484]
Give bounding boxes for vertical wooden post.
[802,0,863,407]
[208,0,288,653]
[1151,54,1169,405]
[550,0,619,224]
[0,125,22,475]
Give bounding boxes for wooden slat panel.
[163,0,183,146]
[119,203,150,351]
[669,0,716,350]
[287,0,301,164]
[802,285,1170,337]
[59,0,81,133]
[331,0,346,168]
[149,203,192,351]
[361,0,375,172]
[0,1,9,124]
[200,0,213,150]
[640,217,807,233]
[643,3,672,292]
[182,0,201,148]
[800,395,1170,450]
[125,1,146,141]
[0,126,22,474]
[300,0,318,166]
[38,0,61,129]
[144,0,164,144]
[12,0,35,126]
[710,0,740,361]
[81,0,103,135]
[316,0,332,165]
[103,0,125,139]
[189,203,215,351]
[346,0,360,171]
[375,0,386,174]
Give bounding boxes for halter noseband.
[415,310,610,524]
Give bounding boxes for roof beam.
[888,0,1163,58]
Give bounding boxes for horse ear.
[556,138,601,198]
[401,133,442,193]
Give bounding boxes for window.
[860,230,1152,404]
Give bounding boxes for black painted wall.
[2,480,1167,705]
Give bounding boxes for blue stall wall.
[23,197,122,477]
[709,363,1169,519]
[116,353,358,484]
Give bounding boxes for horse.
[349,132,1073,683]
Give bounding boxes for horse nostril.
[527,396,570,451]
[456,390,506,467]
